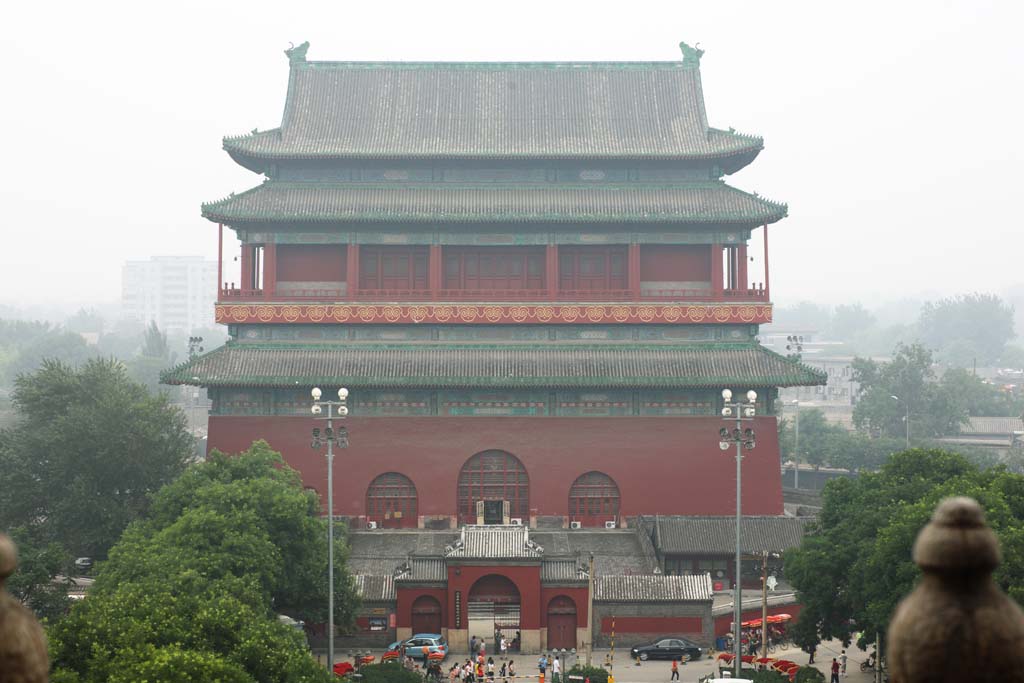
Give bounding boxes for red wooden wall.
[277,244,347,281]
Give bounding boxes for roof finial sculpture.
[888,497,1024,682]
[678,41,704,70]
[285,41,310,65]
[0,533,50,683]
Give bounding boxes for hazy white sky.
[2,0,1021,310]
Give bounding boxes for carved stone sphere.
[888,497,1024,683]
[0,533,49,683]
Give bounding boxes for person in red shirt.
[830,658,840,683]
[670,658,679,681]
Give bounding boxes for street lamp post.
[890,395,910,448]
[719,388,757,678]
[311,386,350,674]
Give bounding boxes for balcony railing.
[218,285,768,303]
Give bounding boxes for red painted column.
[429,245,443,299]
[546,244,559,300]
[628,243,641,298]
[263,242,277,300]
[239,244,252,294]
[216,223,223,299]
[710,244,724,298]
[346,244,360,299]
[762,224,770,301]
[737,244,748,292]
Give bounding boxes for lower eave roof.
[161,341,826,389]
[201,181,787,225]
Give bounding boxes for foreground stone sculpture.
[888,497,1024,683]
[0,533,49,683]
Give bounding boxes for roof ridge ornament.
[285,41,310,65]
[678,41,704,70]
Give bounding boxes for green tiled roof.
[223,55,762,167]
[161,342,825,389]
[202,182,787,225]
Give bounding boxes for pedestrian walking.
[830,658,840,683]
[537,654,547,679]
[670,658,679,681]
[508,660,516,683]
[487,657,495,681]
[471,636,478,658]
[840,650,847,677]
[500,661,507,683]
[552,655,561,683]
[501,636,508,658]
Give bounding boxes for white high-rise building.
[121,256,217,334]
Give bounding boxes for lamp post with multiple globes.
[718,388,757,678]
[311,387,350,672]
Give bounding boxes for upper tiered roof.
[223,42,763,172]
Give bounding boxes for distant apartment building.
[121,256,217,334]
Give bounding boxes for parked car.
[389,633,449,661]
[630,637,705,661]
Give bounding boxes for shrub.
[750,671,789,683]
[356,663,426,683]
[794,667,826,683]
[568,664,609,683]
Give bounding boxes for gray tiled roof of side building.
[652,516,807,555]
[354,574,396,602]
[445,525,543,559]
[595,574,712,602]
[531,530,658,575]
[223,52,763,165]
[395,558,448,583]
[202,182,787,226]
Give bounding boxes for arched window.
[457,450,529,525]
[366,472,417,528]
[568,471,620,527]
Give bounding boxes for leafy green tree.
[3,526,72,622]
[918,293,1016,366]
[0,358,193,561]
[64,308,105,335]
[49,441,351,683]
[939,367,1024,417]
[829,304,876,341]
[3,329,96,382]
[852,343,968,438]
[785,449,1024,653]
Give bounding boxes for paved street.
[318,640,883,682]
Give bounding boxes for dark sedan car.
[630,637,705,661]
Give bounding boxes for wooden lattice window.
[457,450,529,524]
[366,472,418,525]
[568,471,620,522]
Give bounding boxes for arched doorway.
[411,595,442,635]
[568,471,620,527]
[457,450,529,525]
[546,595,577,650]
[366,472,418,529]
[469,574,521,653]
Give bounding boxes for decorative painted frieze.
[216,303,772,326]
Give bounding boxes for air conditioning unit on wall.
[366,521,378,530]
[605,520,617,529]
[570,521,582,530]
[510,518,523,526]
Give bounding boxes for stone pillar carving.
[0,533,49,683]
[888,497,1024,682]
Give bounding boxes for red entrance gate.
[547,595,577,650]
[411,595,443,635]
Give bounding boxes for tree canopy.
[0,358,194,562]
[49,440,356,683]
[785,449,1024,651]
[918,293,1016,366]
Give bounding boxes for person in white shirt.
[551,656,561,683]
